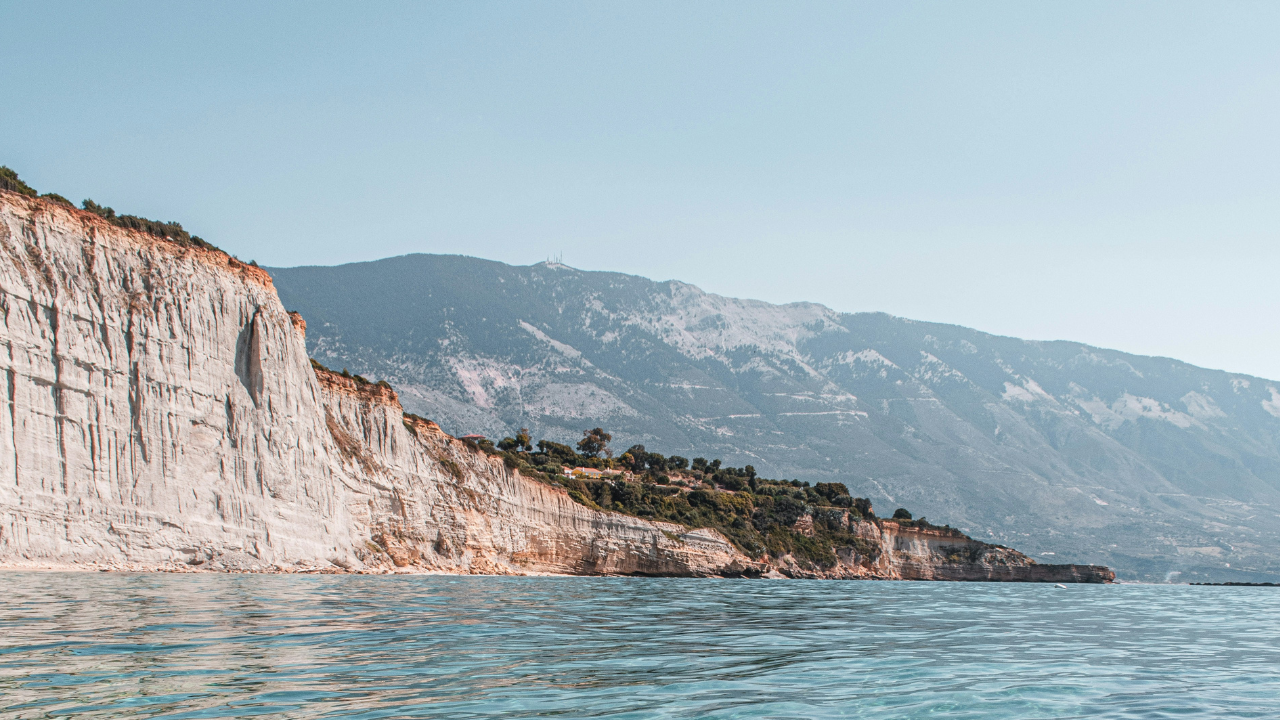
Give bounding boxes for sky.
[2,2,1279,379]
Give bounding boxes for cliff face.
[784,519,1113,583]
[0,193,356,568]
[0,192,748,577]
[317,368,751,576]
[271,254,1280,582]
[0,192,1109,582]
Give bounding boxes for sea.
[1,573,1277,719]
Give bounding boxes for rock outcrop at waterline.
[782,519,1114,583]
[0,191,1111,582]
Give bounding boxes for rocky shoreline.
[0,191,1111,583]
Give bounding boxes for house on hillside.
[570,467,621,479]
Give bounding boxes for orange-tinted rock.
[0,190,1112,583]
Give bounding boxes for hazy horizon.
[3,2,1278,378]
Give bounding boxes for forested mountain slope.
[270,254,1280,581]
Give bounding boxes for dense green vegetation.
[1,166,221,253]
[465,425,959,570]
[81,199,219,252]
[1,166,37,197]
[39,192,75,208]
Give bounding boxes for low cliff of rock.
[777,519,1113,582]
[0,190,1110,582]
[316,366,753,576]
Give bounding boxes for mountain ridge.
[0,189,1109,583]
[270,253,1280,582]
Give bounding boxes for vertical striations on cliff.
[0,191,748,576]
[0,190,1110,582]
[0,191,357,568]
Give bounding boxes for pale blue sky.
[3,2,1279,378]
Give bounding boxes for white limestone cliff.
[0,192,1111,582]
[0,192,747,575]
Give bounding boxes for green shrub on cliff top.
[81,198,219,252]
[1,165,224,254]
[0,166,37,197]
[447,426,922,570]
[40,193,75,207]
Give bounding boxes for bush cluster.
[297,353,966,571]
[451,425,958,570]
[541,471,887,569]
[0,166,222,253]
[81,199,219,251]
[1,166,37,197]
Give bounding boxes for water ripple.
[1,575,1278,718]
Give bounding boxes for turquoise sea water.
[2,574,1278,719]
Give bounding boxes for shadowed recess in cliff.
[234,310,265,406]
[0,186,1108,583]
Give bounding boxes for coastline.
[0,190,1112,585]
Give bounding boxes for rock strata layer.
[0,192,1111,582]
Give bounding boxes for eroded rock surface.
[270,253,1280,582]
[0,192,1110,582]
[0,193,751,577]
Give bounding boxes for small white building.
[570,467,621,479]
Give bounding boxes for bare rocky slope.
[0,191,1108,581]
[270,254,1280,583]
